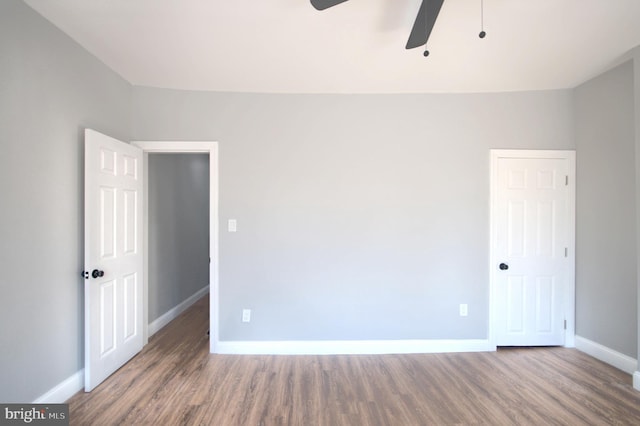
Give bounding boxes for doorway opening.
[147,153,210,339]
[133,141,219,354]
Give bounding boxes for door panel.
[99,280,116,355]
[100,187,116,258]
[535,277,554,332]
[492,151,574,347]
[123,273,138,341]
[123,190,137,254]
[507,201,525,256]
[85,129,143,391]
[506,275,524,333]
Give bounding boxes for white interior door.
[84,129,144,391]
[491,150,575,347]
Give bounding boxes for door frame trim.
[132,141,219,354]
[489,149,576,350]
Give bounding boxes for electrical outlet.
[459,304,468,317]
[242,309,251,323]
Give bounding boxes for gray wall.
[0,0,131,402]
[633,47,640,367]
[132,88,574,341]
[574,60,638,358]
[148,154,210,322]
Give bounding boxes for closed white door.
[491,150,575,347]
[84,129,143,391]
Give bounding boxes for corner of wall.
[575,336,638,375]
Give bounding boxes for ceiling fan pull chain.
[479,0,487,38]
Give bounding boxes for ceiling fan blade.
[310,0,350,11]
[406,0,445,49]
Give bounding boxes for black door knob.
[91,269,105,278]
[499,263,509,271]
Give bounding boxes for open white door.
[490,150,575,347]
[84,129,144,391]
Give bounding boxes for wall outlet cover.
[242,309,251,323]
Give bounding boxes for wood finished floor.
[68,296,640,425]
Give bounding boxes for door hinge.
[565,175,569,186]
[565,247,568,257]
[564,319,567,330]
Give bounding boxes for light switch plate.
[228,219,237,232]
[459,304,468,317]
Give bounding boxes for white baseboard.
[575,335,638,374]
[215,339,491,355]
[149,286,209,337]
[633,371,640,391]
[33,369,84,403]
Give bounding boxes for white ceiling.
[22,0,640,94]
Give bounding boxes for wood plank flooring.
[68,296,640,425]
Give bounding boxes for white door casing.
[84,129,144,391]
[490,150,575,348]
[131,141,219,354]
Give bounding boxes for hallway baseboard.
[149,286,209,337]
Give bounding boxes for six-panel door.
[494,156,572,346]
[84,129,143,391]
